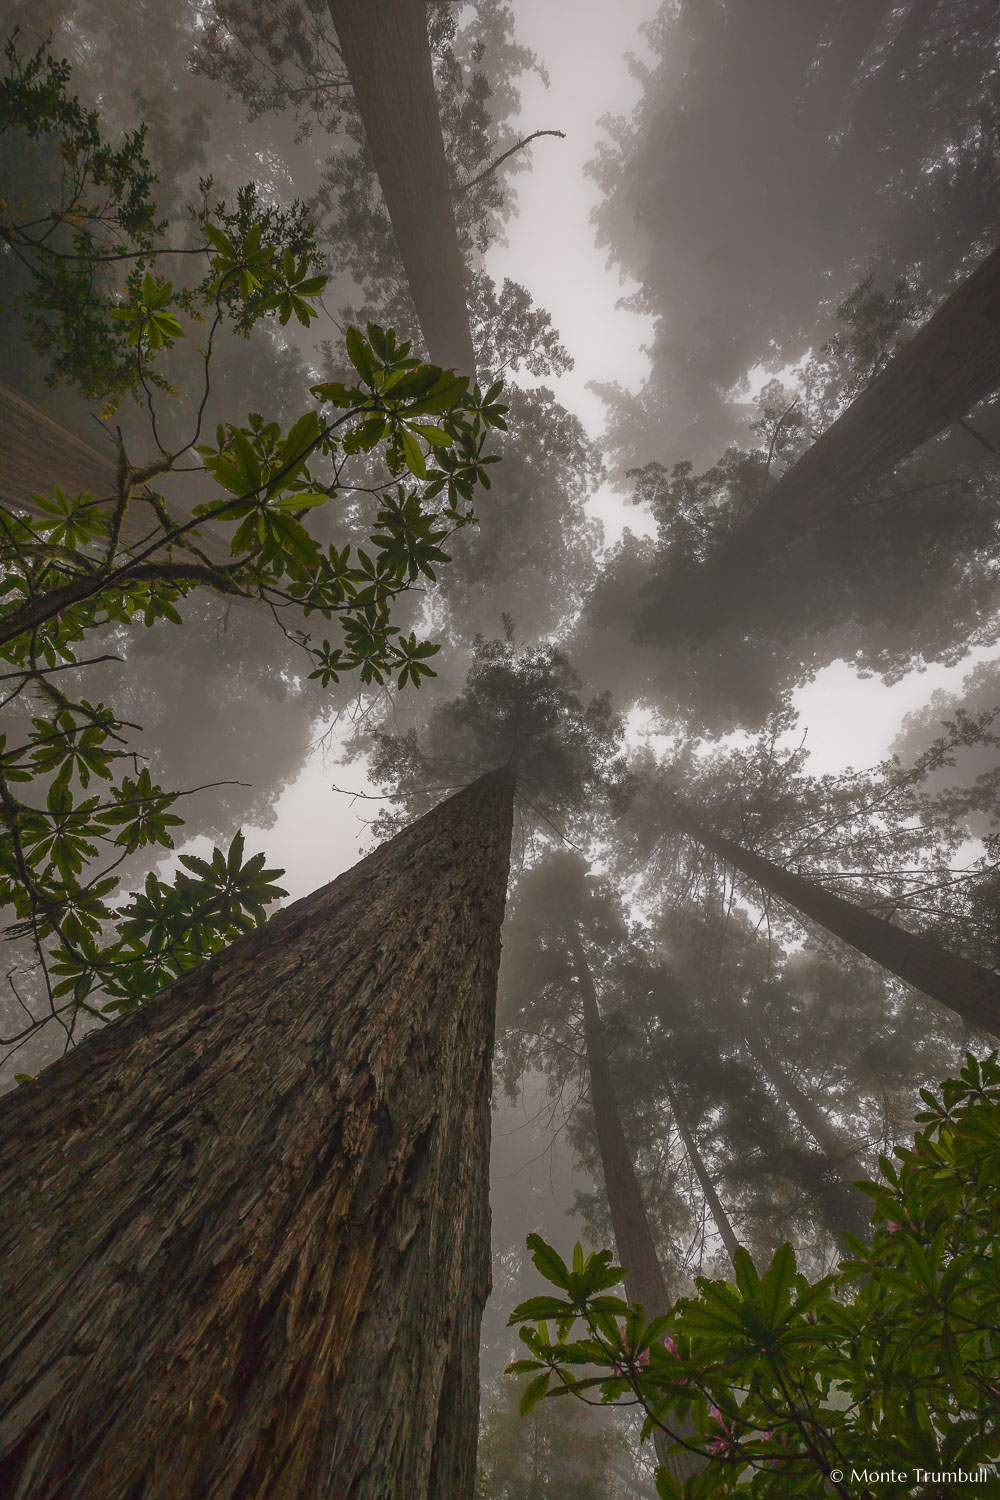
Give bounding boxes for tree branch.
[451,130,566,194]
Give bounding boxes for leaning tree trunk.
[0,768,514,1500]
[692,237,1000,593]
[735,1008,872,1245]
[659,1072,740,1262]
[566,927,704,1486]
[327,0,476,377]
[670,801,1000,1039]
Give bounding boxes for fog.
[3,1,1000,1492]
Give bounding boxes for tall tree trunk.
[660,1073,740,1262]
[670,801,1000,1039]
[327,0,476,377]
[692,236,1000,591]
[0,768,514,1500]
[734,1010,872,1244]
[566,927,703,1486]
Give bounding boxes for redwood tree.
[700,238,1000,582]
[0,768,514,1500]
[668,798,1000,1039]
[326,0,476,376]
[566,925,704,1486]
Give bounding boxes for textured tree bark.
[670,802,1000,1039]
[327,0,476,378]
[0,767,514,1500]
[660,1073,740,1262]
[692,237,1000,591]
[567,927,704,1485]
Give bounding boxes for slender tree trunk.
[670,801,1000,1038]
[566,927,703,1486]
[327,0,476,377]
[693,237,1000,589]
[735,1012,872,1244]
[660,1073,740,1261]
[0,768,514,1500]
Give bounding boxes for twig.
[0,653,123,682]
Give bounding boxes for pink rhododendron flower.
[705,1405,738,1458]
[610,1325,649,1376]
[660,1334,689,1384]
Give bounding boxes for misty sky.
[197,0,1000,901]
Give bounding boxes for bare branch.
[451,129,566,195]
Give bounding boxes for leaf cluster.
[508,1055,1000,1497]
[1,49,507,1064]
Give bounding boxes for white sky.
[484,0,658,434]
[163,0,998,904]
[485,0,659,544]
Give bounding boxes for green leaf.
[343,416,387,455]
[399,428,426,480]
[526,1233,571,1290]
[509,1296,575,1323]
[241,220,262,256]
[586,1295,631,1315]
[204,221,239,258]
[345,326,375,383]
[310,380,358,408]
[381,365,442,400]
[270,490,327,512]
[733,1246,761,1303]
[404,371,470,415]
[760,1242,796,1324]
[275,409,322,486]
[519,1372,551,1415]
[410,423,453,448]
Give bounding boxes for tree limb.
[451,129,566,195]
